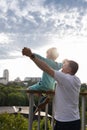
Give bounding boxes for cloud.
[44,0,87,10]
[0,0,86,35]
[0,0,87,59]
[0,33,11,44]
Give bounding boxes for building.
[0,69,9,85]
[24,77,41,82]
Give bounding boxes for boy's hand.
[22,47,32,57]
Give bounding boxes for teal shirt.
[28,54,62,91]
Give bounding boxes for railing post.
[37,110,40,130]
[37,95,41,130]
[81,95,86,130]
[52,96,54,130]
[45,103,48,130]
[28,93,34,130]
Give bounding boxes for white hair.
[46,47,59,60]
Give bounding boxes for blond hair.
[46,47,59,60]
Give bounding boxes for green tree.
[0,84,27,106]
[0,92,6,106]
[8,92,26,106]
[0,113,28,130]
[81,83,87,92]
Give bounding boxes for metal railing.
[80,92,87,130]
[27,90,55,130]
[26,90,87,130]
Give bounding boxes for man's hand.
[22,47,32,57]
[62,59,68,64]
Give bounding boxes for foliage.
[0,113,52,130]
[80,83,87,92]
[0,83,28,106]
[0,81,40,106]
[31,117,52,130]
[0,113,28,130]
[0,92,6,105]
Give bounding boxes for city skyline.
[0,41,87,84]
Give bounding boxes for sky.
[0,0,87,83]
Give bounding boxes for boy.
[22,47,62,112]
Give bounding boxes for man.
[22,47,81,130]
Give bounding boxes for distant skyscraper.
[0,69,9,84]
[3,69,9,84]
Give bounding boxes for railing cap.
[80,92,87,96]
[26,90,55,94]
